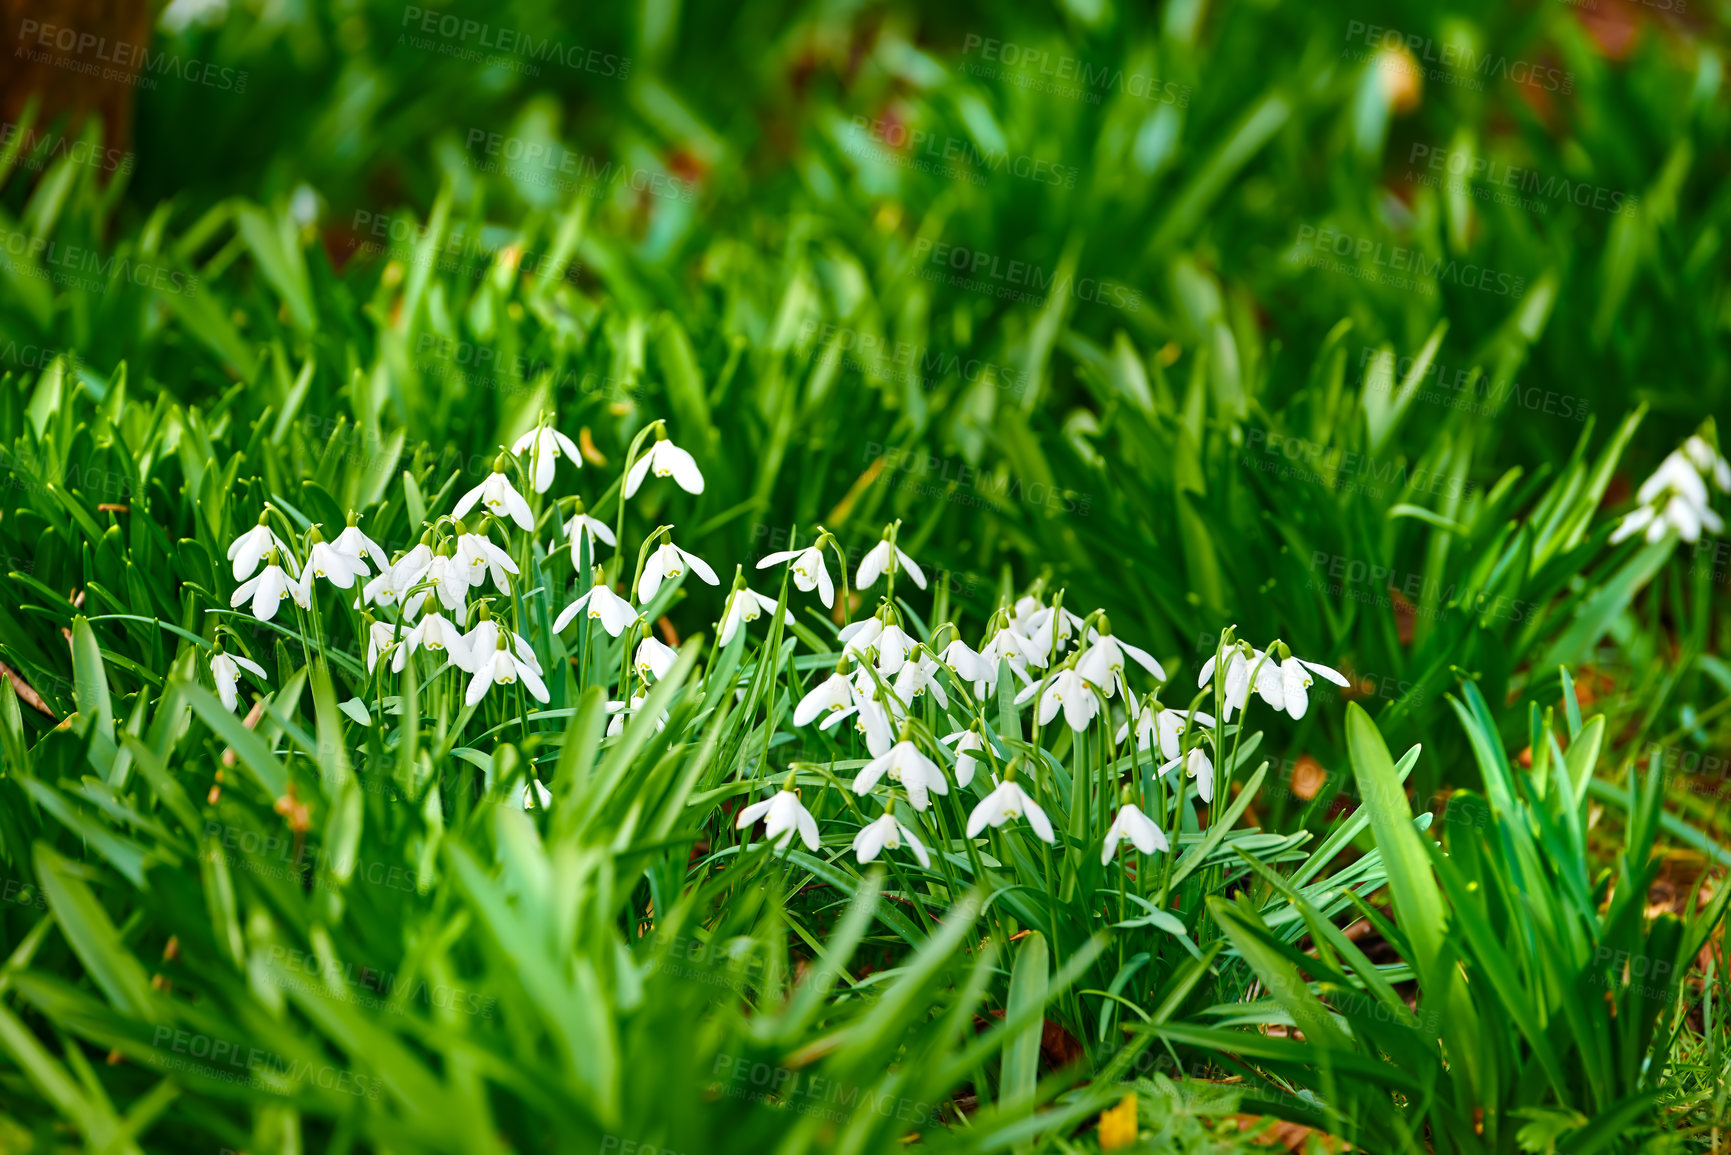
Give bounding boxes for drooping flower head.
[511,414,582,494]
[625,422,704,497]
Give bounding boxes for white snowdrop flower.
[839,617,884,661]
[1198,644,1268,721]
[718,586,791,646]
[1076,623,1166,698]
[454,459,535,531]
[1682,435,1731,492]
[606,693,650,737]
[853,810,931,868]
[1117,702,1216,762]
[859,698,896,758]
[1024,604,1085,667]
[634,636,678,680]
[365,620,400,674]
[389,535,435,597]
[511,420,581,494]
[465,637,550,707]
[554,579,640,637]
[453,520,519,592]
[637,537,720,603]
[855,533,926,591]
[331,512,388,575]
[523,779,552,810]
[851,740,949,811]
[850,663,886,707]
[460,609,540,676]
[1160,745,1216,804]
[756,543,834,608]
[872,622,919,677]
[394,612,470,673]
[1101,803,1169,865]
[227,513,294,581]
[625,430,704,497]
[940,728,986,787]
[209,647,268,712]
[966,776,1054,843]
[838,618,915,676]
[1637,449,1711,509]
[1006,594,1044,637]
[1614,436,1729,545]
[1255,652,1350,720]
[304,527,367,590]
[736,789,819,851]
[404,549,469,619]
[560,502,616,566]
[939,637,993,698]
[1015,666,1099,732]
[982,625,1040,683]
[360,568,399,609]
[230,556,299,622]
[893,653,949,711]
[794,668,857,726]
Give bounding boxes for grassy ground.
[0,0,1728,1152]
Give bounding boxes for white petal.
[896,548,927,589]
[453,483,486,519]
[1298,659,1351,687]
[661,444,705,493]
[1022,795,1055,843]
[624,452,655,498]
[853,819,889,863]
[679,548,719,585]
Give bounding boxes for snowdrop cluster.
[215,413,1353,869]
[755,534,1352,871]
[215,417,713,724]
[1611,432,1731,545]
